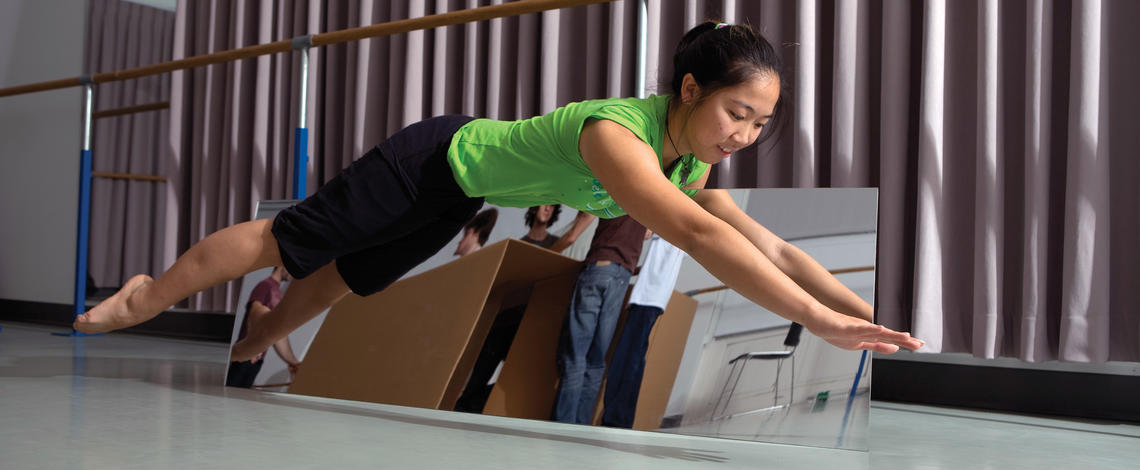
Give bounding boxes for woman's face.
[679,73,781,165]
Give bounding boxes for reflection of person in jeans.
[553,215,647,424]
[603,233,685,428]
[226,266,302,388]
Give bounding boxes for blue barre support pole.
[56,78,101,337]
[848,349,868,398]
[835,350,869,448]
[74,150,92,314]
[291,36,312,199]
[292,128,308,198]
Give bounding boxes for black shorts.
[271,115,483,296]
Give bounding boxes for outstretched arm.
[691,188,873,322]
[549,211,597,253]
[578,119,921,353]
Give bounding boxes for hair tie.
[715,22,729,29]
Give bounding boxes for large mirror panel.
[225,188,877,450]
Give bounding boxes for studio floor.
[1,321,1137,469]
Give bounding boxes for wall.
[0,0,87,304]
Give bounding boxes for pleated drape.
[868,0,1138,362]
[1058,0,1110,362]
[84,0,174,291]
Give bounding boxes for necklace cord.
[664,104,693,185]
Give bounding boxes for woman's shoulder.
[573,95,669,147]
[560,94,668,116]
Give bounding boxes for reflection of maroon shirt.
[520,233,560,249]
[584,216,646,273]
[237,277,282,344]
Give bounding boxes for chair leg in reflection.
[710,323,803,421]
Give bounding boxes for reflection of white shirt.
[629,235,685,309]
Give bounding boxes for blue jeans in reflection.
[601,303,665,428]
[552,262,631,424]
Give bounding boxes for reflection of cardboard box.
[290,238,696,430]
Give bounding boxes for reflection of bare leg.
[231,261,351,362]
[75,219,281,334]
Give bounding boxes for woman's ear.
[680,73,701,104]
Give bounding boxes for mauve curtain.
[869,0,1138,363]
[156,0,1138,362]
[84,0,174,291]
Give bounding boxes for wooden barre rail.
[0,0,613,98]
[93,101,170,119]
[684,266,875,297]
[92,171,167,183]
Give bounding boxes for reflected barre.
[683,265,875,297]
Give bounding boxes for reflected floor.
[663,391,868,450]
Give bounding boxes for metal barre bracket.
[291,34,314,50]
[78,75,94,86]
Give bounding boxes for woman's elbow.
[658,218,724,257]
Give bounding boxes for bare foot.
[74,274,156,334]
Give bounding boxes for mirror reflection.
[227,188,877,450]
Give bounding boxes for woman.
[76,21,923,359]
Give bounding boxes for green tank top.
[446,95,708,219]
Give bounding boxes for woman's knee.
[229,219,283,268]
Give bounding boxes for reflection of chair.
[711,323,803,419]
